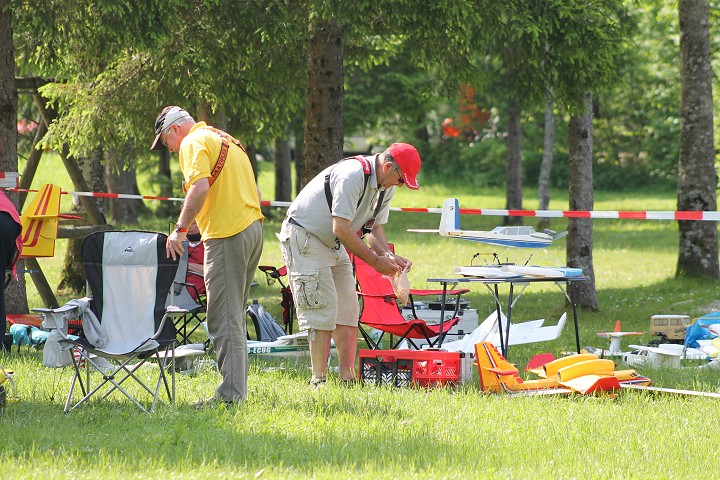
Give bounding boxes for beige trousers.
[204,220,263,401]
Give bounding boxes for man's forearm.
[178,179,209,226]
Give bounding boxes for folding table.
[427,275,586,358]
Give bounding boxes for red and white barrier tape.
[5,186,720,221]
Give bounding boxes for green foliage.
[12,0,309,158]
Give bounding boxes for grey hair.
[380,149,398,168]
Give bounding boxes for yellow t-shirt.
[179,122,264,240]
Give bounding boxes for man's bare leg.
[309,329,332,383]
[332,324,358,381]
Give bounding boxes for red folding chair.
[351,251,469,350]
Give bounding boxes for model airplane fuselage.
[408,198,567,248]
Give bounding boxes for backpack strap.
[324,155,372,210]
[324,155,385,237]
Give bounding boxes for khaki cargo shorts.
[277,221,359,331]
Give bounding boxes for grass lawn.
[3,155,720,479]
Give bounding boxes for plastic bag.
[389,266,411,306]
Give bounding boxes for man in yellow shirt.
[152,106,264,407]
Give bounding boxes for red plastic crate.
[358,349,462,388]
[358,350,414,387]
[410,351,461,387]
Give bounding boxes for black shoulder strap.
[324,155,371,211]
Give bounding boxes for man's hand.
[371,253,403,277]
[166,231,185,261]
[386,252,412,272]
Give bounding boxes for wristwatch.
[174,223,188,234]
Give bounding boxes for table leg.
[504,283,514,357]
[570,281,580,353]
[435,282,448,348]
[493,284,504,355]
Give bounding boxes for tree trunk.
[505,98,523,226]
[197,102,227,131]
[676,0,718,278]
[0,2,28,314]
[274,137,292,202]
[537,97,556,231]
[293,120,305,197]
[302,16,344,186]
[246,144,258,182]
[567,93,598,311]
[59,148,105,294]
[105,145,143,225]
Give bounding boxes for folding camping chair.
[167,242,207,345]
[35,230,188,413]
[351,251,470,350]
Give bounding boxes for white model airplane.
[623,344,707,368]
[408,198,567,249]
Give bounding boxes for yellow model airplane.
[474,341,651,396]
[20,184,63,258]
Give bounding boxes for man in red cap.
[278,143,421,387]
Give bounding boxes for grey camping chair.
[35,230,188,413]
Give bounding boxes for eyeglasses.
[394,166,404,185]
[160,122,179,147]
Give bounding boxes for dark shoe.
[309,376,326,389]
[191,397,237,409]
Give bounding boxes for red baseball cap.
[388,143,421,190]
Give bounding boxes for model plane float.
[474,341,720,398]
[247,331,336,358]
[408,198,567,249]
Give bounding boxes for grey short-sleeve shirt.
[286,155,395,248]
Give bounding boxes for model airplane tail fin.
[20,184,62,258]
[545,229,568,241]
[474,341,519,392]
[439,198,461,237]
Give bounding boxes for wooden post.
[23,258,59,308]
[18,117,48,209]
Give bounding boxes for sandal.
[309,376,327,389]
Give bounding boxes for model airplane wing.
[441,311,564,354]
[408,198,567,249]
[452,266,520,279]
[20,184,62,258]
